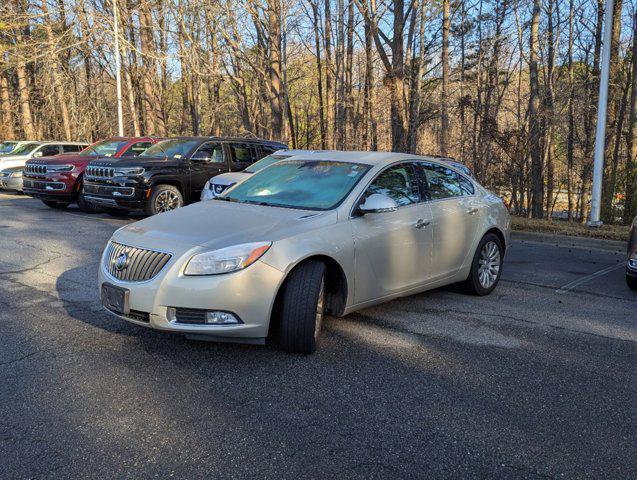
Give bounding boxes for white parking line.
[555,263,626,294]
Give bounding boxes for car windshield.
[5,142,40,156]
[0,141,18,153]
[140,139,200,159]
[222,160,370,210]
[83,139,129,157]
[244,154,290,174]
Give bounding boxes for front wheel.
[627,274,637,291]
[278,260,326,354]
[42,200,69,210]
[76,191,101,213]
[146,184,183,215]
[462,233,504,296]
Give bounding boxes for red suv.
[23,137,163,211]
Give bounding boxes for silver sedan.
[98,151,511,353]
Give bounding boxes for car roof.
[162,136,286,145]
[38,141,89,145]
[279,151,456,166]
[271,149,331,156]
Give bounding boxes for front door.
[189,142,226,198]
[351,162,434,304]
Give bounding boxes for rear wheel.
[627,274,637,291]
[462,233,503,296]
[146,184,183,215]
[42,200,69,210]
[278,260,326,354]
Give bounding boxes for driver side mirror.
[359,193,399,214]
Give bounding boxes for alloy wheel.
[155,191,180,212]
[478,241,501,289]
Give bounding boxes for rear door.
[418,161,482,280]
[188,141,226,198]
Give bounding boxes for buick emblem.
[113,252,129,271]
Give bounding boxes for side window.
[365,163,420,206]
[457,173,475,195]
[122,142,153,157]
[192,142,224,162]
[230,143,259,164]
[39,145,61,157]
[62,144,82,153]
[420,162,463,200]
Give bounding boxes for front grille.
[103,241,171,282]
[25,164,47,175]
[86,165,115,178]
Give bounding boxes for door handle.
[466,207,478,215]
[414,218,430,229]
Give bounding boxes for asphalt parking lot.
[0,192,635,479]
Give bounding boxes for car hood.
[112,200,336,255]
[0,158,30,170]
[91,156,180,168]
[0,154,30,164]
[28,153,97,167]
[210,172,250,186]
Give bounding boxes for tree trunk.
[267,0,284,140]
[624,14,637,223]
[0,72,14,139]
[528,0,543,218]
[440,0,450,156]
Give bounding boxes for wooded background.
[1,0,636,223]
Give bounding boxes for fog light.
[206,311,239,324]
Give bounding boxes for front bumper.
[0,175,23,191]
[84,180,148,210]
[98,251,285,341]
[22,174,77,200]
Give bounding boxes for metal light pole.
[113,0,124,136]
[589,0,614,227]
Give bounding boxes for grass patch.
[511,216,630,242]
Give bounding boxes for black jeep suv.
[83,137,286,216]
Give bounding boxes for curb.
[511,230,627,253]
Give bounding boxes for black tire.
[146,184,183,215]
[42,200,69,209]
[462,233,504,296]
[627,274,637,291]
[76,191,101,213]
[278,260,326,354]
[104,208,128,217]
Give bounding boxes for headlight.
[184,242,271,275]
[9,170,22,178]
[114,167,144,176]
[47,164,74,172]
